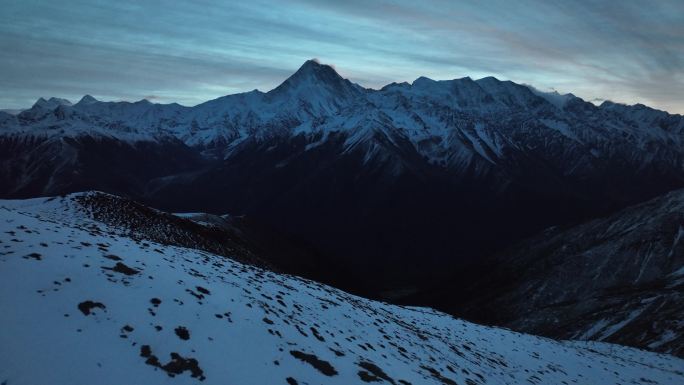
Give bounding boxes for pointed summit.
[77,95,98,105]
[273,59,346,92]
[32,97,72,110]
[412,76,435,86]
[32,97,48,109]
[267,60,364,111]
[297,59,337,76]
[299,58,325,70]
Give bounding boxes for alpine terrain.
[2,60,684,381]
[2,60,684,298]
[1,193,683,385]
[412,188,684,357]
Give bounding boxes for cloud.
[0,0,682,113]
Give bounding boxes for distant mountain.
[32,96,73,109]
[1,192,682,385]
[1,60,684,297]
[416,188,684,356]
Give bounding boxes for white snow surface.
[1,193,683,385]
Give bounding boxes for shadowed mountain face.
[412,188,684,356]
[1,60,684,297]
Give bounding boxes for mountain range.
[3,60,683,289]
[2,60,684,359]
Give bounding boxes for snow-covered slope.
[1,193,683,385]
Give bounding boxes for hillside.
[420,189,684,357]
[1,193,683,384]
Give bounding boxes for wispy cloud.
[0,0,682,113]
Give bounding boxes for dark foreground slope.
[415,189,684,357]
[65,191,339,286]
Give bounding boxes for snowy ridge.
[1,193,683,385]
[2,60,682,168]
[527,86,578,110]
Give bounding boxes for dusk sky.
[1,0,683,113]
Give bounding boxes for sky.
[1,0,683,113]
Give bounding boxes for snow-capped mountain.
[4,60,682,156]
[422,188,684,357]
[1,60,684,303]
[1,192,683,385]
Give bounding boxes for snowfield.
[1,193,683,385]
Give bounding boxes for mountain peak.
[300,58,324,70]
[77,95,98,105]
[478,76,501,83]
[268,59,362,105]
[412,76,435,86]
[32,97,47,108]
[32,97,72,109]
[280,59,345,88]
